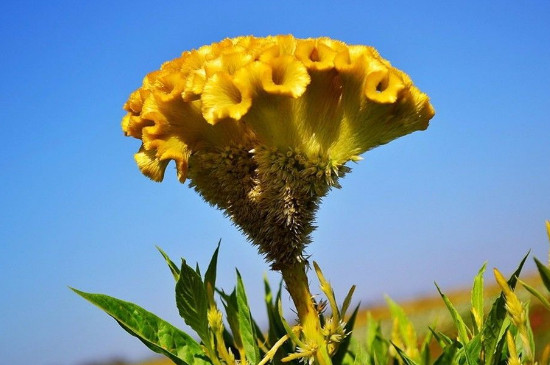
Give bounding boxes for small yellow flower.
[122,35,435,267]
[494,268,533,362]
[506,330,521,365]
[494,268,526,328]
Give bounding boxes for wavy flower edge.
[122,34,435,184]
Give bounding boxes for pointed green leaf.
[482,298,507,362]
[72,288,210,365]
[340,285,356,319]
[220,289,243,350]
[351,347,368,365]
[463,333,482,365]
[435,283,469,345]
[483,252,528,365]
[391,342,419,365]
[419,329,433,365]
[277,299,305,348]
[235,270,259,364]
[385,296,418,350]
[262,277,292,363]
[521,305,536,363]
[263,276,288,349]
[429,327,453,348]
[156,246,180,281]
[534,257,550,292]
[471,263,486,333]
[205,242,220,293]
[364,314,389,365]
[175,260,210,347]
[520,278,550,310]
[275,280,283,308]
[252,318,266,348]
[508,252,530,290]
[332,304,359,365]
[364,312,379,351]
[433,341,459,365]
[490,323,510,365]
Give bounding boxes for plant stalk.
[281,261,332,365]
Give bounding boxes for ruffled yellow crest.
[122,35,435,182]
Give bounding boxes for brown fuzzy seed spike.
[187,146,348,269]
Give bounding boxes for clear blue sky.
[1,1,549,364]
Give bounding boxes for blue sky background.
[1,1,549,364]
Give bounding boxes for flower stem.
[281,262,332,365]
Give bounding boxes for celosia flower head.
[122,35,435,268]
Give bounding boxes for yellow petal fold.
[259,55,311,98]
[364,61,405,104]
[134,146,170,182]
[295,39,338,71]
[201,72,252,124]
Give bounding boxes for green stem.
[281,261,332,365]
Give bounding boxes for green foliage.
[175,259,211,348]
[235,270,260,364]
[70,288,210,365]
[74,246,358,365]
[74,222,550,365]
[349,244,550,365]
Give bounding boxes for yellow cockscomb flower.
[122,35,435,268]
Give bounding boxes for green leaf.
[156,246,180,281]
[252,318,266,349]
[235,270,259,364]
[509,252,530,290]
[433,340,459,365]
[463,333,482,365]
[71,288,210,365]
[340,285,356,319]
[220,289,243,350]
[263,277,288,344]
[419,326,433,365]
[490,322,510,365]
[277,299,305,348]
[263,278,291,362]
[429,327,453,348]
[483,252,528,365]
[332,304,359,365]
[471,263,486,333]
[205,242,220,293]
[364,314,389,365]
[385,296,418,350]
[520,278,550,310]
[483,299,507,365]
[534,257,550,292]
[373,338,389,365]
[350,348,368,365]
[391,342,419,365]
[220,279,265,363]
[364,312,381,352]
[175,260,210,347]
[523,305,536,362]
[435,283,469,345]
